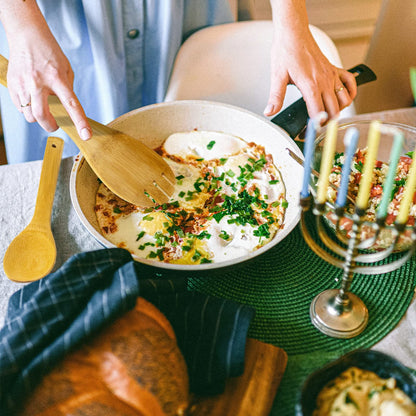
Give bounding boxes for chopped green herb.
[113,206,122,214]
[219,230,231,240]
[197,231,211,240]
[192,250,202,261]
[207,140,216,150]
[269,179,279,185]
[154,232,169,246]
[200,257,213,264]
[253,223,270,239]
[136,231,145,241]
[142,215,153,221]
[148,248,165,260]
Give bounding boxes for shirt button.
[127,29,140,39]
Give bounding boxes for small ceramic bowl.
[311,120,416,252]
[296,349,416,416]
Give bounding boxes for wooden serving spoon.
[0,54,175,207]
[3,137,63,282]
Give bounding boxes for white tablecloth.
[0,156,415,369]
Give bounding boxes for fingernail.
[80,127,91,141]
[264,104,274,115]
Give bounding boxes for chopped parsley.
[197,231,211,240]
[207,140,216,150]
[391,177,407,200]
[334,152,344,167]
[148,248,165,260]
[354,160,363,172]
[200,257,213,264]
[219,230,231,240]
[253,223,270,239]
[154,232,169,246]
[192,250,202,261]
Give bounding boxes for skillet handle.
[270,64,377,139]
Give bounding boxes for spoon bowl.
[3,137,64,282]
[3,229,56,282]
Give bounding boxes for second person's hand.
[264,0,357,120]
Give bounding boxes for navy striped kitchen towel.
[0,248,254,415]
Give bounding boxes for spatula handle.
[47,95,116,156]
[31,137,64,226]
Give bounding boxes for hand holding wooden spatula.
[0,54,175,207]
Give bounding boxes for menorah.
[297,118,416,339]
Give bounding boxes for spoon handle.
[31,137,64,227]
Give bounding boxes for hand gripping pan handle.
[270,64,377,139]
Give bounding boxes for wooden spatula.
[3,137,63,282]
[0,54,175,207]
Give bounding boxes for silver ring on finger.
[20,101,31,108]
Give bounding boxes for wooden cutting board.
[188,338,287,416]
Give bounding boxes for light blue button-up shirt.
[0,0,234,163]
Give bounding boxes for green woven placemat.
[185,217,416,415]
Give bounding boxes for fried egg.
[95,130,287,265]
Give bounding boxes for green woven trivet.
[187,220,416,415]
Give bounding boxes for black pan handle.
[270,64,377,139]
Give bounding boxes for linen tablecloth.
[1,107,415,413]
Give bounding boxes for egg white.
[98,130,287,264]
[163,130,247,160]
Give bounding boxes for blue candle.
[335,127,359,208]
[300,112,327,198]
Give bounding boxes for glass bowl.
[310,120,416,252]
[296,349,416,416]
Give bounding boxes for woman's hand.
[265,0,357,120]
[0,0,92,140]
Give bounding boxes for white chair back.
[355,0,416,113]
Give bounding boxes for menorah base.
[310,289,369,339]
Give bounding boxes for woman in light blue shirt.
[0,0,357,164]
[0,0,235,163]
